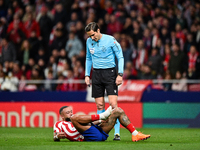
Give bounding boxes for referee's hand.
[116,75,123,86]
[85,76,90,87]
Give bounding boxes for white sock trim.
[132,130,139,136]
[99,106,112,120]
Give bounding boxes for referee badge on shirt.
[90,48,95,54]
[101,46,106,52]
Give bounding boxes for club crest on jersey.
[90,48,95,54]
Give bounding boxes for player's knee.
[117,107,124,114]
[118,107,124,114]
[112,107,124,115]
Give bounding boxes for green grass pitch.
[0,128,200,150]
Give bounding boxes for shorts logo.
[114,90,116,93]
[90,48,95,54]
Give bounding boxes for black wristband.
[118,73,123,77]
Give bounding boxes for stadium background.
[0,0,200,129]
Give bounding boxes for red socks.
[126,123,136,133]
[91,114,100,121]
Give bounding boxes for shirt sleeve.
[53,121,61,133]
[112,38,124,74]
[85,39,93,76]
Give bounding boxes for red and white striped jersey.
[53,121,63,133]
[53,121,84,141]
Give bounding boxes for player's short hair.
[59,106,69,114]
[85,22,99,32]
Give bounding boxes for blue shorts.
[81,123,109,141]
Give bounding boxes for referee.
[84,22,124,140]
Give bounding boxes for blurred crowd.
[0,0,200,92]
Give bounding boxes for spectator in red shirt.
[107,14,123,35]
[132,40,148,70]
[163,44,171,72]
[175,23,186,51]
[22,58,35,80]
[105,1,114,14]
[151,27,160,49]
[125,61,138,77]
[24,13,40,38]
[12,61,23,80]
[56,74,67,91]
[8,20,26,45]
[12,0,21,14]
[187,45,199,79]
[66,69,78,91]
[73,65,85,91]
[7,13,27,37]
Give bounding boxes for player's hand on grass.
[57,132,66,139]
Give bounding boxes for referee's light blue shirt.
[85,34,124,76]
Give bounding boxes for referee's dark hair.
[59,106,69,114]
[85,22,99,32]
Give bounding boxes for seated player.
[53,106,150,142]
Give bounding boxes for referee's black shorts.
[92,67,118,98]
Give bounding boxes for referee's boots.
[113,134,120,141]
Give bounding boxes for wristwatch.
[118,73,123,77]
